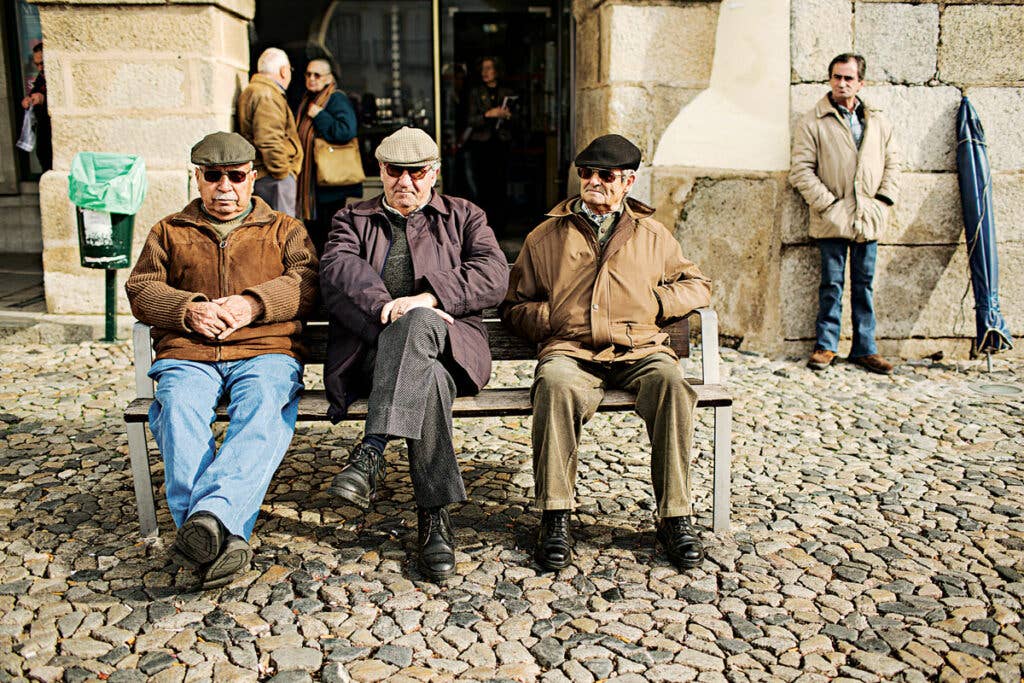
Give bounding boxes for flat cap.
[190,131,255,166]
[574,134,641,171]
[375,126,439,166]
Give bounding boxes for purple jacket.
[320,192,509,421]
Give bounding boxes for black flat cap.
[574,134,641,171]
[191,131,255,166]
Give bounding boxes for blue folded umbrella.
[956,97,1013,355]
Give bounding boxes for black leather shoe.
[535,509,573,571]
[329,442,385,508]
[170,512,225,568]
[417,506,455,582]
[201,535,252,590]
[656,516,705,570]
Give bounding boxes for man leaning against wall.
[789,53,901,375]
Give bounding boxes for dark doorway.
[440,1,572,253]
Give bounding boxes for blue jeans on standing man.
[148,354,303,540]
[815,238,878,358]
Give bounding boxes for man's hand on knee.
[381,292,454,326]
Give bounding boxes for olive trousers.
[530,352,697,518]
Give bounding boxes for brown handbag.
[314,137,365,186]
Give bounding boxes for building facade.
[14,0,1024,358]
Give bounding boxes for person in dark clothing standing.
[21,43,51,172]
[464,57,515,235]
[319,127,508,582]
[296,57,363,256]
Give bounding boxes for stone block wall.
[33,0,253,314]
[573,1,718,163]
[784,0,1024,358]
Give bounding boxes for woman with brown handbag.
[296,57,364,256]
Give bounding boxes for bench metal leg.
[712,405,732,534]
[126,422,159,538]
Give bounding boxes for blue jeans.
[148,354,303,539]
[815,238,878,357]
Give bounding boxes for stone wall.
[33,0,253,314]
[783,0,1024,358]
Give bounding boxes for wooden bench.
[124,308,733,538]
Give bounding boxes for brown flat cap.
[574,134,641,171]
[375,126,439,166]
[191,131,255,166]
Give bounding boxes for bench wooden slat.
[125,383,732,423]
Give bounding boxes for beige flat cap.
[374,126,439,166]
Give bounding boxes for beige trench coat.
[789,94,901,243]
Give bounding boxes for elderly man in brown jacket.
[790,53,901,375]
[502,134,712,572]
[238,47,303,217]
[126,132,317,589]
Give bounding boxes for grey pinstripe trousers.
[363,307,467,508]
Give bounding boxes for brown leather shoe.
[807,348,836,371]
[850,353,894,375]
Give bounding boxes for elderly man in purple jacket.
[320,127,508,582]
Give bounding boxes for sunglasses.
[306,71,330,78]
[577,167,625,183]
[202,169,251,183]
[384,164,432,180]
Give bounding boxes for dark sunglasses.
[384,164,432,180]
[202,169,250,183]
[577,167,624,183]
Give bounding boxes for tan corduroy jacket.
[125,198,318,362]
[501,197,712,362]
[237,74,303,180]
[789,94,901,243]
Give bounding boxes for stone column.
[32,0,253,315]
[575,0,793,352]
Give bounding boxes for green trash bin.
[68,152,148,341]
[75,209,135,269]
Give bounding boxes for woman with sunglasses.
[296,57,363,255]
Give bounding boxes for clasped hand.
[185,295,260,340]
[380,292,454,325]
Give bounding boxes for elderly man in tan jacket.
[238,47,303,217]
[502,134,712,572]
[790,53,901,375]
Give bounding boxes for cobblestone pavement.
[1,334,1022,683]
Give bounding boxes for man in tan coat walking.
[238,47,303,217]
[502,134,712,572]
[790,53,901,374]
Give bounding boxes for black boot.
[328,442,385,508]
[417,505,455,582]
[535,509,573,571]
[656,515,704,570]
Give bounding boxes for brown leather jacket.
[501,196,711,362]
[237,74,303,180]
[125,198,318,362]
